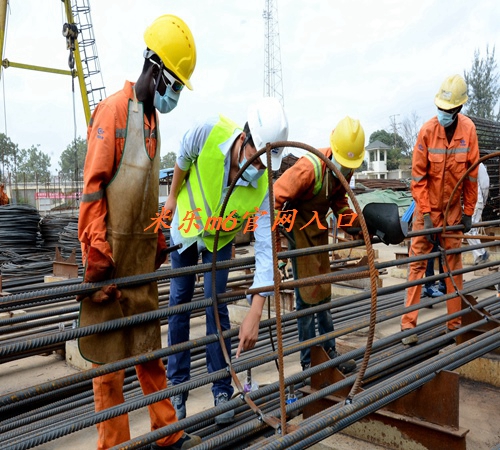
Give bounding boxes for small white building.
[363,140,390,179]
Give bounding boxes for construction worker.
[273,116,364,375]
[0,183,9,205]
[401,74,479,342]
[467,162,490,264]
[164,97,288,424]
[77,15,200,450]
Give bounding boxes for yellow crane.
[0,0,105,125]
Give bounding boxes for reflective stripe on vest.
[177,115,269,251]
[303,153,323,196]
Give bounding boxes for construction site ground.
[1,242,499,449]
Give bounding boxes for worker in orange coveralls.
[77,15,201,450]
[0,183,9,205]
[273,116,364,374]
[401,74,479,343]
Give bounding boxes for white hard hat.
[247,97,289,171]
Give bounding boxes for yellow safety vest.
[177,115,268,251]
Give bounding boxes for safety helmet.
[434,74,468,110]
[144,15,197,90]
[330,116,365,169]
[247,97,289,171]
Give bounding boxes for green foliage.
[160,151,177,169]
[463,46,500,120]
[0,133,19,181]
[16,145,51,182]
[59,137,87,180]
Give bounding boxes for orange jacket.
[411,114,479,226]
[274,147,350,216]
[78,81,158,264]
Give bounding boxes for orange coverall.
[0,184,8,205]
[79,81,180,449]
[401,114,479,331]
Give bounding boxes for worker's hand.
[423,213,435,243]
[164,195,177,219]
[236,294,265,358]
[461,214,472,233]
[84,246,115,283]
[76,284,122,303]
[155,229,169,270]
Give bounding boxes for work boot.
[327,349,356,374]
[171,393,186,420]
[150,433,201,449]
[214,392,235,425]
[401,329,418,345]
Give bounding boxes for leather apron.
[291,170,334,304]
[79,95,161,364]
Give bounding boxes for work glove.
[76,284,122,303]
[83,246,115,283]
[423,213,434,243]
[461,214,472,233]
[155,229,169,270]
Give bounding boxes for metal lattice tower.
[263,0,284,106]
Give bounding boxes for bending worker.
[164,97,288,424]
[401,74,479,342]
[77,15,200,450]
[273,116,364,375]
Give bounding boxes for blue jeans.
[167,240,234,399]
[295,293,336,369]
[425,243,443,288]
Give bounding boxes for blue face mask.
[331,158,352,179]
[239,157,265,183]
[437,109,456,128]
[154,85,180,114]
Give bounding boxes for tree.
[16,145,51,182]
[0,133,19,182]
[59,137,87,181]
[160,151,177,169]
[400,111,422,157]
[463,46,500,120]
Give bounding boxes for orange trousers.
[92,358,182,449]
[401,216,463,331]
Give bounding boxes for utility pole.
[389,114,400,148]
[262,0,284,106]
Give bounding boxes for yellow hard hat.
[434,74,468,110]
[330,116,365,169]
[144,15,197,90]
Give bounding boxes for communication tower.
[262,0,284,106]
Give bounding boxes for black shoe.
[327,349,356,374]
[301,363,311,385]
[151,433,201,450]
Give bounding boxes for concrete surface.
[1,241,499,449]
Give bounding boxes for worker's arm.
[236,294,265,358]
[462,123,479,216]
[78,101,118,270]
[410,126,431,215]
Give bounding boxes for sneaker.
[438,281,446,293]
[214,392,235,425]
[423,285,443,298]
[151,432,202,450]
[327,349,357,374]
[474,251,490,265]
[171,393,186,421]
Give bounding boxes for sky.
[0,0,499,173]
